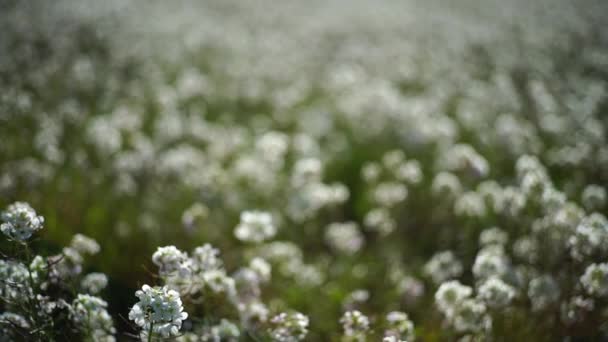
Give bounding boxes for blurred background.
[1,0,608,340]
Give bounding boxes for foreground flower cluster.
[2,0,608,340]
[0,203,114,341]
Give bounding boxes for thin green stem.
[22,242,43,342]
[147,320,154,342]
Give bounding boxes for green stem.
[22,243,43,342]
[147,320,154,342]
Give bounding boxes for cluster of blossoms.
[234,211,277,243]
[340,310,370,340]
[360,150,422,236]
[129,240,317,341]
[0,202,44,241]
[128,285,188,338]
[0,202,114,341]
[71,294,115,341]
[384,311,415,341]
[268,312,310,341]
[435,281,491,334]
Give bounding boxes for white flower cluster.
[128,285,188,338]
[435,281,491,334]
[424,251,463,284]
[340,310,370,338]
[1,202,114,340]
[384,311,415,341]
[325,222,365,255]
[1,201,44,240]
[81,272,109,294]
[71,294,116,341]
[268,312,310,341]
[234,211,277,243]
[151,244,236,298]
[3,0,608,339]
[580,263,608,297]
[153,245,191,277]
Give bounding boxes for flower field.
[1,0,608,340]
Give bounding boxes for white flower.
[0,260,31,300]
[1,202,44,241]
[443,144,489,178]
[364,207,396,236]
[581,184,606,211]
[238,300,269,324]
[479,227,508,247]
[269,312,310,341]
[202,269,237,296]
[472,246,511,280]
[454,192,487,218]
[152,246,191,277]
[234,211,276,243]
[560,296,594,325]
[292,158,322,187]
[0,312,30,338]
[528,275,560,311]
[128,285,188,338]
[340,310,369,337]
[191,244,223,272]
[431,172,462,198]
[477,277,516,308]
[395,160,423,185]
[249,257,271,283]
[451,299,491,333]
[81,273,109,294]
[568,213,608,261]
[373,182,408,207]
[385,311,415,341]
[181,203,209,231]
[424,251,463,284]
[209,319,240,340]
[70,234,101,255]
[325,222,364,255]
[581,263,608,297]
[71,294,116,340]
[435,280,472,317]
[383,337,406,342]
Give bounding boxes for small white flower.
[340,310,369,337]
[435,280,472,317]
[191,243,222,272]
[385,311,415,341]
[234,211,276,243]
[479,227,508,247]
[71,294,116,340]
[269,312,310,341]
[325,222,364,255]
[249,257,271,283]
[477,277,516,308]
[70,234,101,255]
[528,275,560,311]
[128,285,188,338]
[472,246,511,281]
[81,273,109,294]
[451,299,491,333]
[581,263,608,297]
[1,202,44,241]
[424,251,463,284]
[152,246,191,277]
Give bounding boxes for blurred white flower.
[1,202,44,241]
[234,211,277,243]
